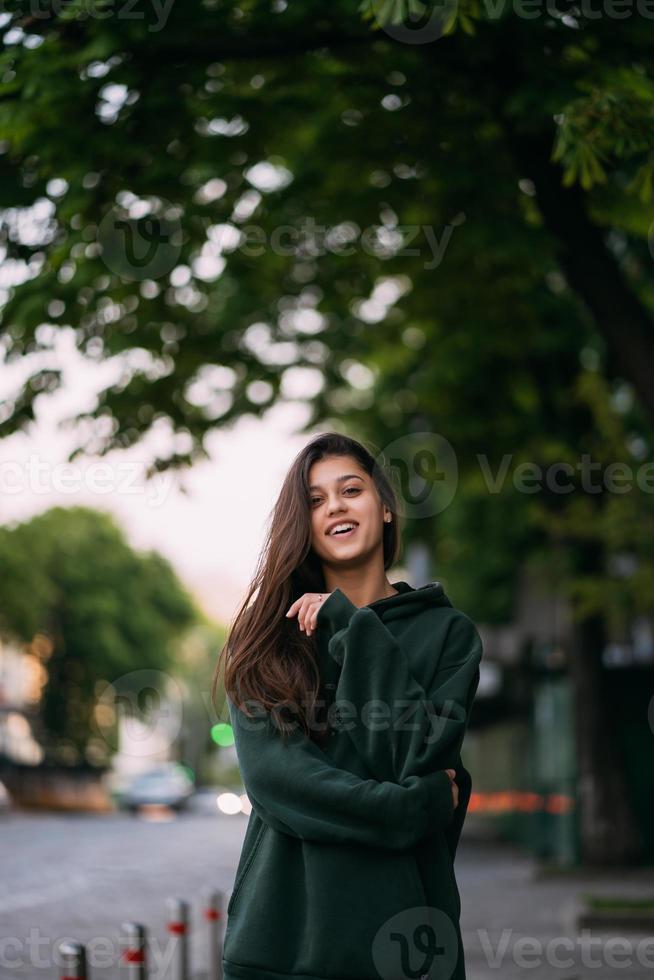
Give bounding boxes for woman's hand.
[286,592,333,637]
[445,768,459,809]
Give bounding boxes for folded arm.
[316,592,482,786]
[228,693,456,851]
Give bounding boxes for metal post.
[203,889,225,980]
[121,922,147,979]
[59,940,87,979]
[166,898,189,980]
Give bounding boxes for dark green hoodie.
[222,580,483,980]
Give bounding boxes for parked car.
[120,763,195,813]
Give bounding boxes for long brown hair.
[211,431,402,745]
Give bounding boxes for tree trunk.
[568,543,642,865]
[485,28,654,424]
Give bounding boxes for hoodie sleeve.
[227,694,455,851]
[316,590,482,788]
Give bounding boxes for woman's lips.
[328,525,358,539]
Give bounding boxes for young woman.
[213,431,483,980]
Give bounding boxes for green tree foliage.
[0,507,197,763]
[0,0,653,467]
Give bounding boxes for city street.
[1,794,242,980]
[2,803,653,979]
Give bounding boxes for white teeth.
[329,523,356,535]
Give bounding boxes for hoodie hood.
[366,580,453,623]
[314,580,454,693]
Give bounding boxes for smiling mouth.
[328,524,358,539]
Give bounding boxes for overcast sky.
[0,328,319,623]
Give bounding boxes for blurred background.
[1,1,654,977]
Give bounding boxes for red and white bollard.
[58,940,87,979]
[203,889,225,980]
[166,898,189,980]
[121,922,147,978]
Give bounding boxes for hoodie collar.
[366,580,452,621]
[315,580,452,697]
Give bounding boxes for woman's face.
[308,455,390,567]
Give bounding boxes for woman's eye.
[311,487,360,505]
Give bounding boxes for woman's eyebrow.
[309,474,364,492]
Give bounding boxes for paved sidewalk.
[458,829,654,979]
[2,808,652,979]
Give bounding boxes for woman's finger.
[305,597,323,635]
[286,593,330,635]
[286,597,302,618]
[299,596,314,632]
[287,594,311,626]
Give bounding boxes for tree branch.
[486,29,654,422]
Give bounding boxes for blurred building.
[0,634,47,766]
[462,566,654,865]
